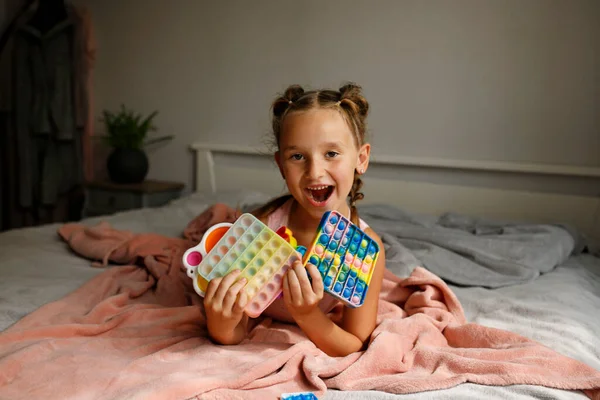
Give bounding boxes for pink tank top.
[261,199,370,322]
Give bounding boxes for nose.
[306,158,325,180]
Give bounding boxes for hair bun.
[284,84,305,103]
[339,82,369,118]
[272,84,305,118]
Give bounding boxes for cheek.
[282,164,302,181]
[333,169,354,190]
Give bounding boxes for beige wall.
[73,0,600,192]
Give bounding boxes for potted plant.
[99,105,173,184]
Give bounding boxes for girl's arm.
[292,305,364,356]
[283,229,386,357]
[339,228,386,344]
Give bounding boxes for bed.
[1,142,599,400]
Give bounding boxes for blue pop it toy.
[280,392,318,400]
[304,210,380,307]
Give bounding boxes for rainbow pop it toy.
[183,213,302,318]
[280,392,318,400]
[183,210,380,316]
[305,210,380,307]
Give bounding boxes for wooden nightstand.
[83,180,185,218]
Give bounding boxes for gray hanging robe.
[12,7,86,210]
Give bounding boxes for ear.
[274,151,285,179]
[356,143,371,174]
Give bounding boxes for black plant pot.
[107,148,149,184]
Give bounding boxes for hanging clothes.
[73,6,97,184]
[11,3,89,216]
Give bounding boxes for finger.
[213,270,242,304]
[204,277,222,302]
[222,277,247,313]
[292,261,314,299]
[286,269,303,305]
[282,272,292,306]
[306,263,324,297]
[232,290,249,315]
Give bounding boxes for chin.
[310,200,347,219]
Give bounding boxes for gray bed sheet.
[1,190,599,399]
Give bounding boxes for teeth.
[308,186,329,190]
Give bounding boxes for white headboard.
[190,142,600,243]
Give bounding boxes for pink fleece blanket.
[1,204,599,400]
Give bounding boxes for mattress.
[1,190,598,399]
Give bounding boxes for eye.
[325,151,339,159]
[290,153,304,161]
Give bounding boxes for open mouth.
[305,185,334,207]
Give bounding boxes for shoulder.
[364,227,385,256]
[254,197,292,230]
[364,226,382,243]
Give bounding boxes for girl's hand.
[283,260,324,319]
[204,269,249,344]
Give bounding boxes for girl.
[203,83,386,357]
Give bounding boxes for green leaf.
[99,105,167,150]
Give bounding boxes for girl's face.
[275,108,370,221]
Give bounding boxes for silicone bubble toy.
[183,213,302,318]
[304,210,380,307]
[183,210,380,316]
[280,392,318,400]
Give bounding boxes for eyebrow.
[281,145,299,152]
[281,142,345,153]
[322,141,345,149]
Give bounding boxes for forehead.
[280,109,356,148]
